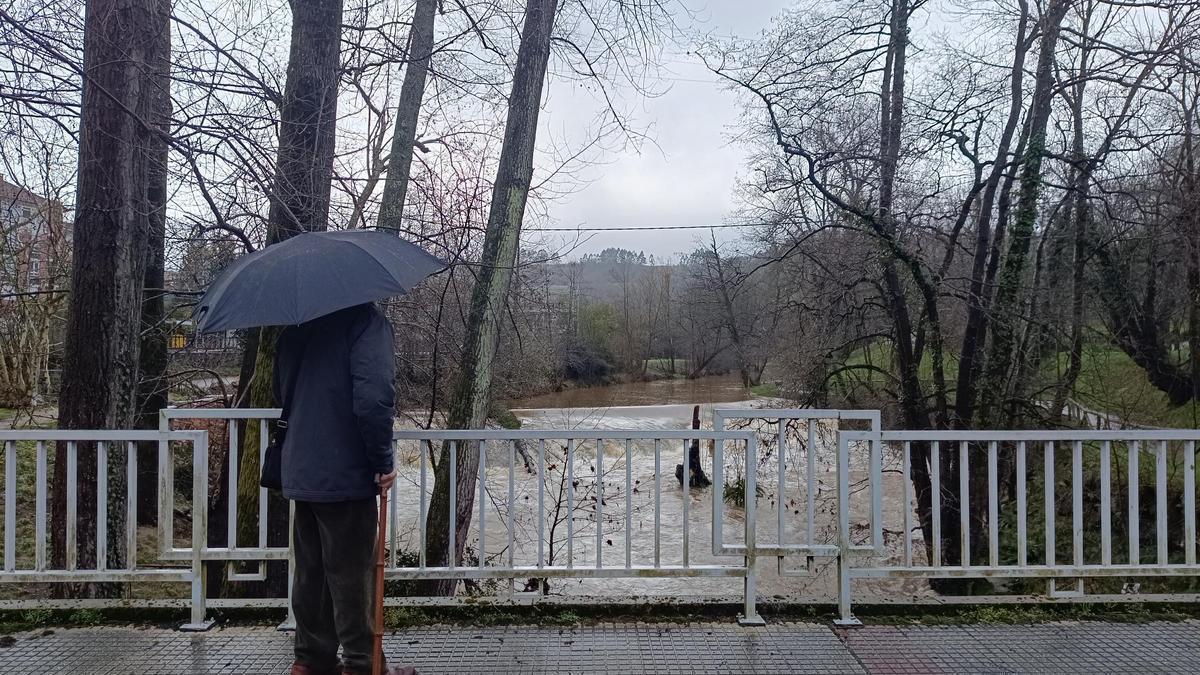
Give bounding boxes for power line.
[526,223,762,232]
[161,222,773,241]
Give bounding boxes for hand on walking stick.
[376,469,397,490]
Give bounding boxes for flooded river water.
[387,375,929,603]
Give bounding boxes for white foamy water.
[388,382,932,603]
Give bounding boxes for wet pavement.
[2,620,1198,674]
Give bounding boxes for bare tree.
[423,0,561,595]
[704,0,1200,574]
[977,0,1075,427]
[234,0,346,595]
[52,0,171,582]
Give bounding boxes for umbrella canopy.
[194,230,444,333]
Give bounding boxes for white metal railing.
[385,429,761,621]
[160,407,286,562]
[836,428,1200,623]
[713,409,883,557]
[388,429,754,576]
[0,428,212,629]
[712,409,885,625]
[5,410,1200,630]
[159,409,762,625]
[160,407,288,627]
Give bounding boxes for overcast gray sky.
[530,1,792,260]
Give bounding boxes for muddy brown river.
[508,374,753,410]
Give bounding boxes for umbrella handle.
[373,485,388,675]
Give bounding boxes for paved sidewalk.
[1,620,1198,674]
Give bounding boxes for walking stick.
[372,485,388,675]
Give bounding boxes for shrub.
[723,474,763,508]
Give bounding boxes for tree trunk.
[984,120,1030,320]
[233,0,344,597]
[877,1,925,431]
[376,0,437,233]
[874,0,959,578]
[977,0,1072,429]
[1185,87,1200,414]
[849,0,949,571]
[263,0,343,241]
[52,0,171,587]
[234,328,260,406]
[953,2,1030,428]
[964,0,1072,583]
[1050,79,1091,420]
[1011,207,1059,422]
[136,41,172,526]
[422,0,559,596]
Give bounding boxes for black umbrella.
[193,230,445,333]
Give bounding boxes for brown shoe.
[340,667,417,675]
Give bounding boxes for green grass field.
[749,382,781,397]
[1055,345,1200,428]
[836,340,1200,428]
[0,440,193,602]
[643,358,687,376]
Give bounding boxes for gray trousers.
[292,498,380,674]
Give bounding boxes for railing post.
[711,414,725,556]
[835,433,861,626]
[182,431,214,631]
[158,411,174,556]
[870,433,883,553]
[738,436,765,626]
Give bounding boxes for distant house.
[0,176,72,406]
[0,175,72,298]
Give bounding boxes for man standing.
[275,302,412,675]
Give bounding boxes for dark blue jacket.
[274,303,396,502]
